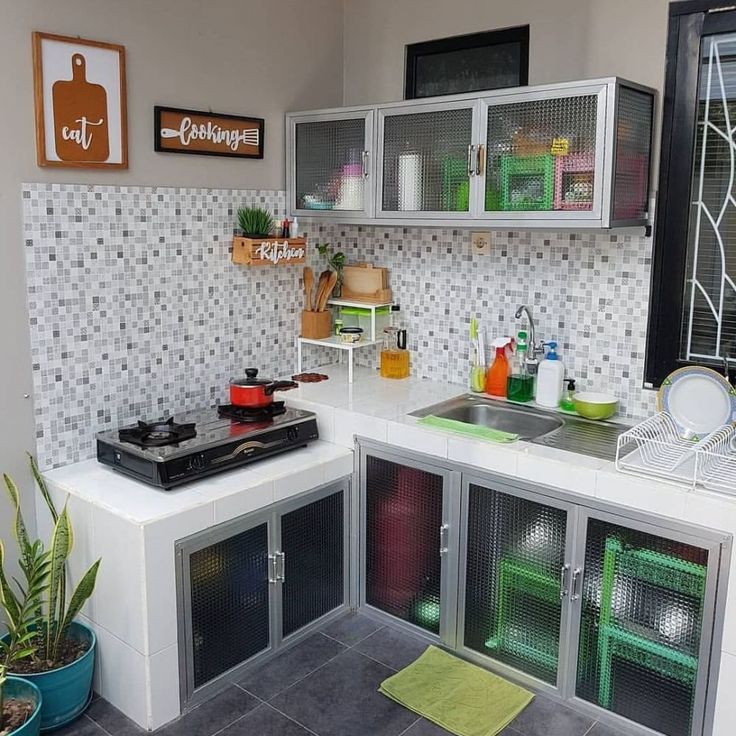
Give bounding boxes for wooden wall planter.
[232,237,306,266]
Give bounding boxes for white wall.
[343,0,671,105]
[0,0,343,603]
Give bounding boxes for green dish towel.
[380,646,533,736]
[418,415,519,443]
[379,646,534,736]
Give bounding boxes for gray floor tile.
[156,685,259,736]
[587,722,629,736]
[355,626,429,671]
[51,716,108,736]
[219,704,314,735]
[508,695,594,736]
[402,720,524,736]
[238,633,346,700]
[85,697,144,735]
[319,612,383,646]
[270,648,417,736]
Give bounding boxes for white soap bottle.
[535,341,565,408]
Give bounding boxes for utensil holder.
[301,310,332,339]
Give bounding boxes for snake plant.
[0,456,100,676]
[237,206,275,237]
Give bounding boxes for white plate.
[657,366,736,439]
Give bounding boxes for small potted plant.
[237,206,275,238]
[0,536,46,736]
[316,243,346,297]
[1,457,100,731]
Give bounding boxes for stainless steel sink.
[410,394,627,461]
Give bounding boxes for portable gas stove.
[96,401,318,489]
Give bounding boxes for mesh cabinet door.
[463,483,569,685]
[364,454,445,633]
[576,518,710,736]
[188,522,270,689]
[281,489,345,638]
[380,104,475,214]
[295,116,370,213]
[484,93,599,215]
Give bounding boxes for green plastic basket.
[500,154,555,211]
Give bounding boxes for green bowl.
[573,392,619,421]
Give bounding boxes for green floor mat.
[379,646,533,736]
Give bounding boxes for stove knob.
[190,454,206,471]
[286,426,299,442]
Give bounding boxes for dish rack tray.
[616,413,736,493]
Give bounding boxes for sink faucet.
[515,304,544,374]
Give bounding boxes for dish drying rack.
[615,413,736,494]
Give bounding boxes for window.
[404,27,529,100]
[647,1,736,385]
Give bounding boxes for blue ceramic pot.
[6,621,95,732]
[3,677,42,736]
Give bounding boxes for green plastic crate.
[500,154,555,211]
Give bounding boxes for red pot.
[229,369,297,408]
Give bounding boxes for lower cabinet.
[176,480,348,706]
[358,441,729,736]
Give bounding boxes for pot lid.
[231,368,273,386]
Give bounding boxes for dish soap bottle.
[486,338,511,397]
[536,341,565,408]
[559,379,576,412]
[507,330,535,403]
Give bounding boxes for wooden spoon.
[319,271,338,311]
[303,266,314,312]
[314,270,330,313]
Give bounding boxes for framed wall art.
[32,32,128,168]
[154,106,264,159]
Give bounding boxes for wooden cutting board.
[52,53,110,162]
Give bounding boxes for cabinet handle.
[466,144,476,176]
[475,144,485,177]
[571,567,583,600]
[362,150,370,178]
[277,551,286,582]
[439,523,450,556]
[559,563,571,598]
[268,554,278,584]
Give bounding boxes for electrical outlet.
[471,231,492,256]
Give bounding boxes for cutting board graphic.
[52,53,110,162]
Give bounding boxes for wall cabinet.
[176,481,349,706]
[286,77,655,230]
[357,441,728,736]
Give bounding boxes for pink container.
[553,152,595,211]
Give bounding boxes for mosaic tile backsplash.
[23,184,304,470]
[24,182,656,469]
[316,225,658,421]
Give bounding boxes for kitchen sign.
[232,237,306,266]
[154,107,264,159]
[32,32,128,169]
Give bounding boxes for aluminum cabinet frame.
[286,108,376,221]
[175,477,352,710]
[285,77,656,230]
[356,441,462,649]
[355,439,730,736]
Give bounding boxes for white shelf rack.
[297,300,391,383]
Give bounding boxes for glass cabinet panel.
[364,454,444,633]
[188,522,270,689]
[281,489,344,638]
[295,117,368,212]
[380,106,474,214]
[463,483,568,685]
[576,518,709,736]
[485,94,598,214]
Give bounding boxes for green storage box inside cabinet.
[500,154,555,211]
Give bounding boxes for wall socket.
[471,231,492,256]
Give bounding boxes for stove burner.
[119,417,197,448]
[217,401,287,423]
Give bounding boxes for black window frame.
[646,0,736,386]
[404,26,530,101]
